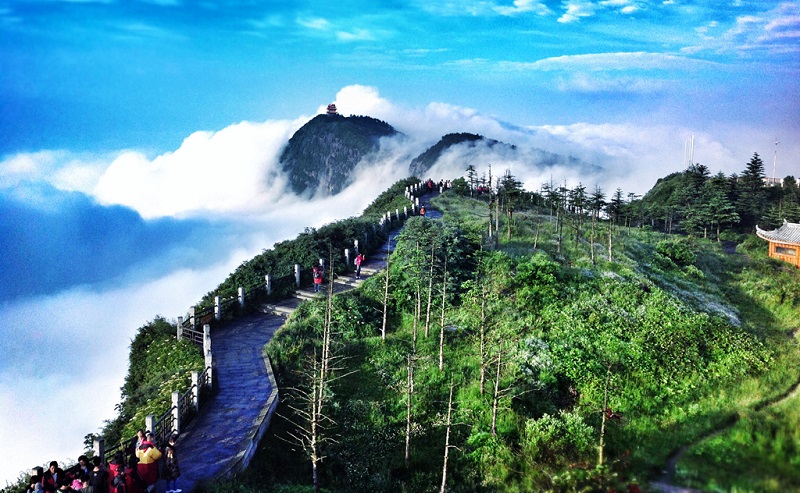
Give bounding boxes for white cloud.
[93,119,304,219]
[296,17,331,30]
[336,28,376,41]
[682,3,800,55]
[500,51,718,72]
[558,1,597,23]
[494,0,551,16]
[0,150,111,194]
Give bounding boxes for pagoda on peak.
[326,103,338,115]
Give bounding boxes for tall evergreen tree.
[705,172,739,241]
[737,153,768,230]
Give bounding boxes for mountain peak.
[279,114,398,196]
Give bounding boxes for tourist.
[70,474,83,491]
[76,456,92,478]
[124,457,145,493]
[163,435,181,493]
[80,477,93,493]
[354,253,364,279]
[108,452,125,493]
[43,461,65,493]
[312,264,323,293]
[30,475,43,493]
[135,434,162,487]
[90,457,109,493]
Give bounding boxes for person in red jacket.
[135,435,162,487]
[312,264,323,293]
[354,253,364,279]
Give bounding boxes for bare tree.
[425,243,435,338]
[404,353,415,468]
[380,240,391,341]
[438,256,448,371]
[440,379,455,493]
[280,259,353,493]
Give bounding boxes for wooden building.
[756,220,800,268]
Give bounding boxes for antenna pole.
[772,138,780,185]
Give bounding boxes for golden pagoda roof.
[756,220,800,246]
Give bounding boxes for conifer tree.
[737,152,767,230]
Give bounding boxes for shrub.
[656,239,697,266]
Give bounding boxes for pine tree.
[737,153,767,230]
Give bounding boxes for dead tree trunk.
[438,256,448,371]
[491,349,502,437]
[405,353,415,468]
[590,213,596,265]
[425,244,435,338]
[479,293,487,396]
[381,242,390,341]
[598,365,612,468]
[440,380,455,493]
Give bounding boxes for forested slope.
[221,185,800,493]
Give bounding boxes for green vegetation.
[200,178,799,492]
[195,177,419,310]
[279,114,398,196]
[637,155,800,235]
[101,317,204,446]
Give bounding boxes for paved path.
[176,313,283,492]
[173,220,414,491]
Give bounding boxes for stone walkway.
[174,223,412,491]
[176,313,283,492]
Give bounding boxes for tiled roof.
[756,220,800,245]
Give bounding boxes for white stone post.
[205,352,213,390]
[294,264,301,287]
[172,391,180,435]
[177,317,183,341]
[238,286,245,309]
[415,197,420,206]
[145,415,155,436]
[345,248,351,267]
[404,206,408,218]
[203,324,213,388]
[395,208,400,220]
[354,239,359,255]
[214,296,221,321]
[93,438,105,464]
[190,306,196,329]
[191,371,200,412]
[203,324,211,356]
[265,274,272,296]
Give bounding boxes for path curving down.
[173,222,412,491]
[175,313,283,492]
[651,334,800,493]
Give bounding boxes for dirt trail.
[652,346,800,492]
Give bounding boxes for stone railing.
[88,180,435,470]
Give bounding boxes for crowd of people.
[30,431,181,493]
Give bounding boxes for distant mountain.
[279,114,398,196]
[409,131,597,177]
[409,133,512,176]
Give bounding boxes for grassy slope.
[210,192,800,493]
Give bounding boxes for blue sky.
[2,0,798,155]
[1,0,799,485]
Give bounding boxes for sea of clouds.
[0,84,785,485]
